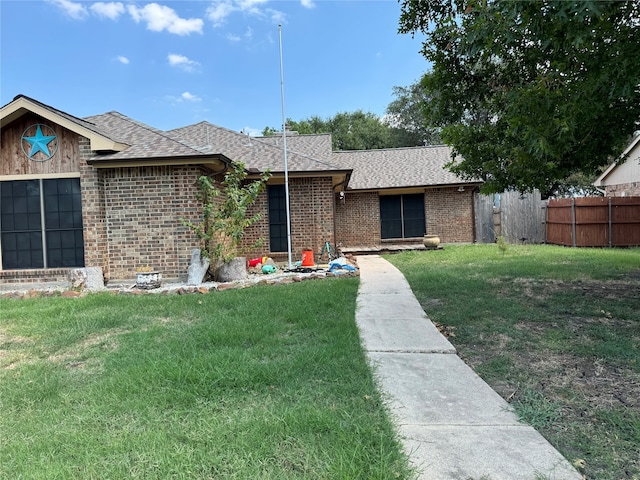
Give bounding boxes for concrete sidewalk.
[355,255,583,480]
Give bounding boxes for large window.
[0,178,85,269]
[267,184,288,252]
[380,193,425,239]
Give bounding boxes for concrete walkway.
[355,255,583,480]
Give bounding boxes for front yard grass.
[0,278,412,479]
[388,244,640,480]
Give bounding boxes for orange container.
[301,250,315,266]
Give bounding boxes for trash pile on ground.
[1,253,360,299]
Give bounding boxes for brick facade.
[335,192,380,247]
[425,187,475,243]
[242,177,335,262]
[98,165,208,280]
[1,100,478,286]
[605,182,640,197]
[335,187,475,247]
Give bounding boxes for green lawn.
[0,278,412,479]
[388,244,640,480]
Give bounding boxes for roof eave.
[346,181,483,193]
[593,135,640,186]
[86,154,231,172]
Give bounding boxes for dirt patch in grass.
[450,275,640,479]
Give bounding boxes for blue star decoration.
[22,124,57,159]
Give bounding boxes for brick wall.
[335,192,381,247]
[425,187,475,243]
[335,187,475,247]
[605,182,640,197]
[100,165,206,280]
[242,177,335,261]
[79,137,109,275]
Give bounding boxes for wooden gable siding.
[1,113,81,176]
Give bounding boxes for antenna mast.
[279,24,293,269]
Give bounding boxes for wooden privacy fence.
[546,197,640,247]
[476,191,546,244]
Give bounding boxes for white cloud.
[128,3,203,35]
[48,0,88,20]
[181,92,201,102]
[206,0,236,27]
[227,33,242,42]
[206,0,285,28]
[300,0,315,8]
[267,8,286,25]
[168,53,201,72]
[90,2,125,20]
[116,55,130,64]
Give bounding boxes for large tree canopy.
[386,83,442,146]
[399,0,640,195]
[262,110,426,150]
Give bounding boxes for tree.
[182,161,270,278]
[329,111,392,150]
[399,0,640,195]
[263,110,423,150]
[386,82,442,146]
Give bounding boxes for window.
[380,193,425,239]
[0,178,85,269]
[267,185,288,252]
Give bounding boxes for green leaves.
[400,0,640,195]
[182,162,270,271]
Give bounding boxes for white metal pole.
[279,24,293,269]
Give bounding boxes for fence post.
[608,197,612,248]
[543,201,548,244]
[571,198,576,247]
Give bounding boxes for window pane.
[46,211,60,229]
[48,230,62,249]
[268,185,287,252]
[1,178,84,269]
[403,194,425,238]
[58,195,73,212]
[59,212,74,229]
[0,180,43,269]
[380,196,402,239]
[27,213,42,231]
[1,231,43,269]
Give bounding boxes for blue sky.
[1,0,428,134]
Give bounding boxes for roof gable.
[1,95,128,152]
[594,135,640,187]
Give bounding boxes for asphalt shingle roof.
[333,145,476,191]
[255,133,333,164]
[4,96,479,189]
[84,112,207,160]
[168,122,347,174]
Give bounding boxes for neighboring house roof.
[593,134,640,187]
[333,145,479,191]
